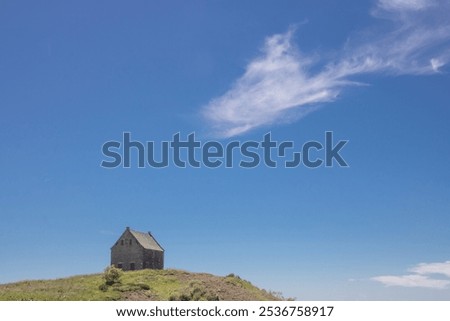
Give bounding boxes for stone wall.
[111,229,142,270]
[143,249,164,269]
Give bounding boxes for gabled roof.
[129,228,164,252]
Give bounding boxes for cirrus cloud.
[202,0,450,137]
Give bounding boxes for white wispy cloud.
[409,261,450,278]
[202,0,450,137]
[377,0,433,11]
[372,260,450,289]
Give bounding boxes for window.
[129,239,132,245]
[121,240,124,245]
[130,263,135,271]
[117,263,123,269]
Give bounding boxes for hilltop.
[0,269,283,301]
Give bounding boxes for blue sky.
[1,0,450,300]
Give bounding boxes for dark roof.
[129,228,164,251]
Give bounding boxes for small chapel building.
[111,227,164,271]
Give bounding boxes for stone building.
[111,227,164,271]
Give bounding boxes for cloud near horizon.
[372,260,450,289]
[202,0,450,137]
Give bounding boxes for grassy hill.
[0,269,283,301]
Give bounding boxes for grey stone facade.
[111,227,164,271]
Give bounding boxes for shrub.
[98,283,109,292]
[168,282,220,301]
[225,273,241,280]
[103,266,123,286]
[138,283,150,290]
[179,293,192,301]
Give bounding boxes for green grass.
[0,269,283,301]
